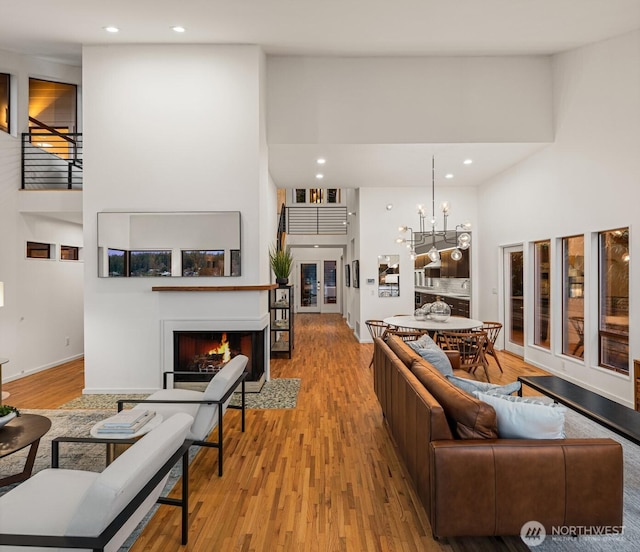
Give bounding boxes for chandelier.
[396,156,471,261]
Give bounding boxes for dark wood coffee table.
[0,414,52,487]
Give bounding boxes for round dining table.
[383,315,483,334]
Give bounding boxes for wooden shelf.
[152,284,277,292]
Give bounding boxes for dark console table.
[518,375,640,446]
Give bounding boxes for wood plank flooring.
[3,314,546,551]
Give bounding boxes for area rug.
[0,409,195,551]
[531,408,640,551]
[58,378,301,410]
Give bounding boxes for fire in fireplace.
[173,329,265,384]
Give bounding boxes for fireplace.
[173,329,266,389]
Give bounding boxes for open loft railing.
[285,206,347,235]
[21,116,83,190]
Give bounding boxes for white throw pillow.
[473,391,567,439]
[447,375,521,396]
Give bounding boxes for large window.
[129,250,172,277]
[562,236,584,359]
[0,72,9,133]
[533,240,550,349]
[599,228,629,373]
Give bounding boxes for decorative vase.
[430,296,451,322]
[0,411,17,429]
[276,277,289,287]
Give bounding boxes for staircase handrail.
[28,116,76,145]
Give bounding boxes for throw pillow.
[415,346,453,377]
[447,375,521,396]
[407,333,438,351]
[473,391,566,439]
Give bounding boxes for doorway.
[503,245,524,357]
[296,260,341,314]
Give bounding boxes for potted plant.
[0,404,20,428]
[269,246,293,286]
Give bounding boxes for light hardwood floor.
[3,314,547,551]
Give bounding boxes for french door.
[503,245,525,357]
[298,262,321,313]
[296,260,340,314]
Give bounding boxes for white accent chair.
[119,354,248,476]
[0,412,194,551]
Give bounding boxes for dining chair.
[384,327,426,342]
[481,321,504,373]
[440,331,491,382]
[365,320,390,367]
[569,316,585,356]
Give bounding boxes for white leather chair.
[118,354,248,476]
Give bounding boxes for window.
[294,189,306,203]
[129,250,172,277]
[60,245,80,261]
[0,72,9,133]
[533,240,550,349]
[561,236,584,359]
[326,189,341,203]
[108,249,127,277]
[182,250,224,276]
[28,78,78,160]
[323,260,337,304]
[27,241,52,259]
[309,188,324,204]
[599,228,629,373]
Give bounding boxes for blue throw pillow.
[407,333,437,351]
[473,391,566,439]
[415,346,453,377]
[446,375,521,396]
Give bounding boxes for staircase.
[21,118,83,190]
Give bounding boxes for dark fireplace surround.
[173,329,265,385]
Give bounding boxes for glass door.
[298,262,320,313]
[503,245,525,357]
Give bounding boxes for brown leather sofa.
[373,335,623,538]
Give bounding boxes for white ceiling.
[2,0,638,190]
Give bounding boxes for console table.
[518,375,640,446]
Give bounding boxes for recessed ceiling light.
[463,159,473,165]
[316,174,324,179]
[445,173,454,179]
[317,158,326,164]
[104,26,119,33]
[171,26,186,33]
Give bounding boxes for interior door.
[298,262,320,313]
[503,245,525,357]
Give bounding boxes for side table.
[90,413,163,464]
[0,414,52,487]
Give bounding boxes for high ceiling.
[2,0,639,189]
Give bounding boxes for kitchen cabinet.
[440,249,470,278]
[417,292,470,318]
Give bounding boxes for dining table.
[383,315,483,336]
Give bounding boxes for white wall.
[82,45,274,393]
[358,186,478,342]
[476,30,640,406]
[0,49,83,382]
[267,56,553,144]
